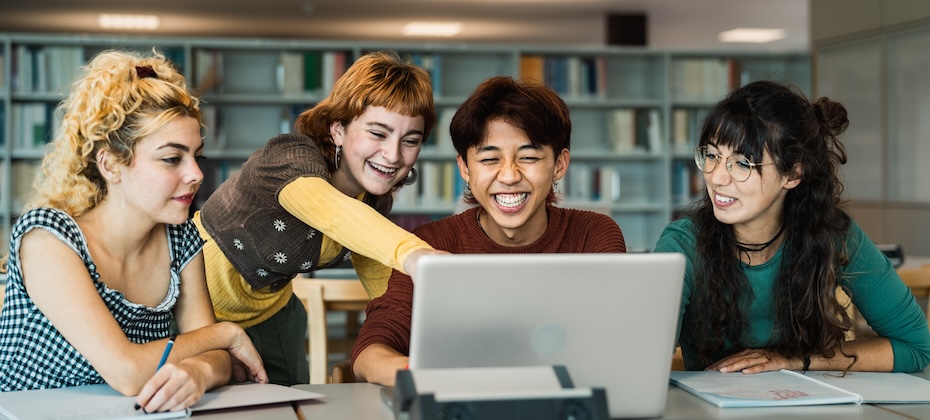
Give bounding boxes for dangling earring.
[552,179,560,192]
[402,167,419,186]
[334,145,341,170]
[466,182,471,190]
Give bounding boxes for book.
[670,370,863,408]
[802,370,930,404]
[672,369,930,408]
[0,382,323,420]
[519,54,545,83]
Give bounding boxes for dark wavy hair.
[684,80,855,369]
[449,76,571,205]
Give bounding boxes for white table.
[294,382,913,419]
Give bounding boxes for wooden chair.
[330,359,356,383]
[898,265,930,321]
[291,277,371,384]
[671,346,685,371]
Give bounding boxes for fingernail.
[719,367,729,373]
[134,403,141,410]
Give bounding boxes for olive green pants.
[244,293,310,385]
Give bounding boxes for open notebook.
[0,383,322,419]
[670,370,930,408]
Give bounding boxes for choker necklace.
[735,224,785,253]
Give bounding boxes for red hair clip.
[135,65,158,79]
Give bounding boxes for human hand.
[706,348,803,374]
[135,362,206,413]
[226,325,269,384]
[403,248,450,281]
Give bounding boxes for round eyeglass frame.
[693,146,776,182]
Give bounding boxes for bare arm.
[134,252,268,411]
[354,344,408,386]
[708,337,894,373]
[20,229,264,411]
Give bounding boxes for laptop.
[407,253,685,419]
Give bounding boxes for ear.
[96,149,121,184]
[330,122,345,147]
[456,154,470,184]
[783,162,802,190]
[552,148,570,182]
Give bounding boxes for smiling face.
[458,119,569,246]
[703,143,799,240]
[329,106,425,197]
[111,116,204,225]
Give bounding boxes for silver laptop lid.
[408,253,685,419]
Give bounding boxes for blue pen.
[136,335,178,411]
[156,335,177,371]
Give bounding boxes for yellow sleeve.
[350,252,392,298]
[278,177,432,275]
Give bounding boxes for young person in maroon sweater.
[351,76,627,385]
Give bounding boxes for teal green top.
[655,218,930,372]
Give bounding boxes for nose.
[707,157,732,185]
[497,159,522,184]
[189,158,204,186]
[382,139,401,163]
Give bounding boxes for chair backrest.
[897,266,930,321]
[291,277,371,384]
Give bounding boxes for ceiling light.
[98,14,160,30]
[403,22,462,37]
[718,28,785,43]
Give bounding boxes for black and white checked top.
[0,208,204,391]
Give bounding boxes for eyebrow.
[475,143,541,153]
[158,142,205,153]
[366,121,424,137]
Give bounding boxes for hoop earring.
[334,145,341,170]
[403,167,419,186]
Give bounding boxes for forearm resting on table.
[279,177,432,274]
[179,349,233,390]
[809,336,894,371]
[353,343,409,386]
[105,322,243,395]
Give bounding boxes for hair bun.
[813,97,849,137]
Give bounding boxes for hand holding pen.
[135,335,190,413]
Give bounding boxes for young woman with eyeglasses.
[656,80,930,373]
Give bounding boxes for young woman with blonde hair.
[0,49,267,412]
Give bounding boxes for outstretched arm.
[279,177,445,277]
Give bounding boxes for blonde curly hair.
[27,49,201,217]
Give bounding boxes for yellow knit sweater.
[194,176,430,328]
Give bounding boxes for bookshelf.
[0,33,810,253]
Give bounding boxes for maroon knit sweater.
[350,205,626,364]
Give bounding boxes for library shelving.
[0,33,810,253]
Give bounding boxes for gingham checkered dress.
[0,208,204,391]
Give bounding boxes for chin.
[364,182,396,196]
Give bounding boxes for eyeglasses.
[693,146,776,182]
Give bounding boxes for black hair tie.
[135,65,158,79]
